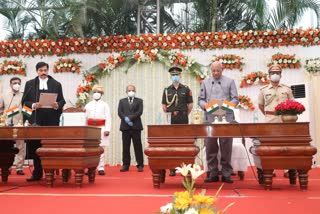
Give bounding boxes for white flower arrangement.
[305,57,320,73]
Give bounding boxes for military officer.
[198,61,239,184]
[256,64,294,182]
[162,66,193,176]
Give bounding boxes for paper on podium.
[39,93,57,108]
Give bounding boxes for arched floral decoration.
[238,95,255,111]
[268,53,301,69]
[212,54,244,71]
[53,58,81,73]
[240,71,269,88]
[76,50,207,105]
[0,60,27,76]
[99,52,126,74]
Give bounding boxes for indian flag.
[22,105,32,117]
[221,100,236,112]
[205,101,219,113]
[5,105,19,118]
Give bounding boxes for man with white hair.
[85,85,111,175]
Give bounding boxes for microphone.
[19,85,33,123]
[32,84,39,126]
[218,81,221,85]
[7,93,16,126]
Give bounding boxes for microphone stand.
[32,85,39,126]
[7,93,16,127]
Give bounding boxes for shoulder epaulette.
[260,85,268,90]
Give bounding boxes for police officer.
[256,64,294,182]
[198,61,239,183]
[258,64,294,122]
[162,66,193,176]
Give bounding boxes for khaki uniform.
[0,91,25,171]
[258,84,294,122]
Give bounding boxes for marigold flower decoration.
[158,163,234,214]
[238,95,255,111]
[213,54,244,71]
[76,74,97,105]
[274,100,305,115]
[160,50,207,81]
[239,71,269,88]
[53,58,81,73]
[305,57,320,73]
[268,53,301,69]
[0,60,27,76]
[133,49,158,63]
[99,53,126,73]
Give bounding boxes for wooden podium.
[0,126,102,187]
[145,123,317,190]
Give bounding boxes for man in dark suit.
[118,85,144,172]
[22,61,65,181]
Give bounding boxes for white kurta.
[85,99,111,146]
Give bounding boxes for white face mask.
[93,92,102,100]
[270,74,281,82]
[12,83,20,91]
[127,91,135,97]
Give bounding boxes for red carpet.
[1,165,320,213]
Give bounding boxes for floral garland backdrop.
[1,28,320,57]
[0,60,27,76]
[212,54,244,71]
[53,58,81,73]
[239,71,269,88]
[305,57,320,73]
[238,95,255,111]
[268,53,301,69]
[76,49,205,105]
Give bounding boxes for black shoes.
[169,169,176,176]
[137,166,144,172]
[16,170,25,175]
[204,176,219,183]
[98,170,105,175]
[205,176,234,183]
[26,176,42,182]
[120,166,129,172]
[221,176,234,183]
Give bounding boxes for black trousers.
[171,111,188,124]
[26,140,43,178]
[122,130,144,167]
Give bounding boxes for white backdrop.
[0,45,319,166]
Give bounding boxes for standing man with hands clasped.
[198,61,239,183]
[118,85,144,172]
[85,85,111,175]
[22,61,65,182]
[162,66,193,176]
[0,77,25,175]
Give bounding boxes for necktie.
[129,97,133,104]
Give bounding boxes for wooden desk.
[145,123,317,190]
[0,126,102,187]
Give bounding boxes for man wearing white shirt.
[85,85,111,175]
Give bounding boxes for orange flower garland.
[133,49,158,63]
[99,53,126,73]
[268,53,301,69]
[0,60,26,76]
[238,95,255,111]
[53,58,81,73]
[76,74,97,105]
[240,71,269,88]
[0,28,319,57]
[212,54,244,71]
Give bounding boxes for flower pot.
[281,114,298,123]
